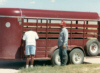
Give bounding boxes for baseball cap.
[60,21,66,25]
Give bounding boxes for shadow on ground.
[0,60,92,70]
[83,62,91,64]
[0,60,51,70]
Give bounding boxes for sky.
[0,0,100,15]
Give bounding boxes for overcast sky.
[0,0,100,15]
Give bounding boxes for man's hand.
[58,46,59,48]
[62,45,65,49]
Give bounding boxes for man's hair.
[28,29,32,31]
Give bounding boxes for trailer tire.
[69,48,84,64]
[51,49,68,65]
[86,39,100,56]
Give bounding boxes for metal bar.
[38,34,46,37]
[98,21,100,41]
[36,18,38,32]
[23,17,99,21]
[23,23,36,26]
[22,18,24,59]
[84,25,98,28]
[70,20,72,45]
[84,29,98,33]
[72,24,84,27]
[46,19,48,57]
[83,21,85,47]
[47,34,59,37]
[71,29,83,32]
[84,34,98,38]
[71,34,83,38]
[0,15,99,21]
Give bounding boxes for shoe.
[30,65,33,68]
[61,64,66,66]
[26,65,29,69]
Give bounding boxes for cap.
[60,21,66,25]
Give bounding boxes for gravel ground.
[0,56,100,73]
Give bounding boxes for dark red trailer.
[0,8,100,65]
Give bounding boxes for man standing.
[22,29,39,68]
[58,21,68,66]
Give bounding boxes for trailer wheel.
[51,49,68,65]
[69,48,84,64]
[86,39,100,56]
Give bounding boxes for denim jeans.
[59,45,67,65]
[26,45,36,55]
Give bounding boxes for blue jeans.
[59,45,67,65]
[26,45,36,55]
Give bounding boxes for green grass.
[19,64,100,73]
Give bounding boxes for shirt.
[23,30,39,46]
[58,27,68,47]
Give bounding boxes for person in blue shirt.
[58,21,68,66]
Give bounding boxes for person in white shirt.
[22,29,39,68]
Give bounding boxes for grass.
[19,64,100,73]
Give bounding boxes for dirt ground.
[0,56,100,73]
[84,56,100,64]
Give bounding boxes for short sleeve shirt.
[23,31,39,46]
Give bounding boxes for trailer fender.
[48,46,58,58]
[71,46,85,56]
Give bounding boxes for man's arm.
[22,39,25,47]
[58,33,60,48]
[35,32,39,40]
[22,33,26,47]
[63,29,68,49]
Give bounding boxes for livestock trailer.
[0,8,100,65]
